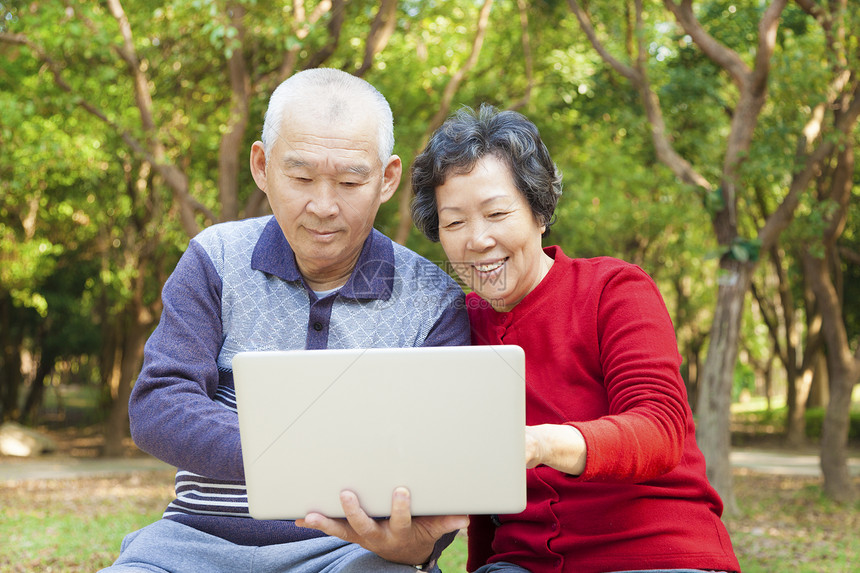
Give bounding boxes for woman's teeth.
[474,259,506,272]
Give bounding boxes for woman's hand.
[296,487,469,566]
[525,424,587,475]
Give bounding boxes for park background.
[1,0,859,570]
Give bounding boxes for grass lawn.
[3,392,858,572]
[1,469,857,572]
[0,472,172,572]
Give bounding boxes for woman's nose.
[466,223,496,252]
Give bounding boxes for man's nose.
[307,184,340,218]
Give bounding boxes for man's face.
[250,107,401,290]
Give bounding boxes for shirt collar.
[251,216,394,301]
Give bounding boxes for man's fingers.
[340,491,382,539]
[297,513,355,541]
[442,514,470,533]
[413,514,470,538]
[387,487,413,531]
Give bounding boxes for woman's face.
[435,155,553,312]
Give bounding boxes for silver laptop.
[232,345,526,520]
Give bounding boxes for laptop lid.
[232,345,526,519]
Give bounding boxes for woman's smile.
[435,155,553,312]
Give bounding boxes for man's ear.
[250,141,268,192]
[380,155,402,203]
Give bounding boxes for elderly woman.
[410,105,740,573]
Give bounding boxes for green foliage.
[438,534,467,573]
[727,237,762,263]
[1,0,859,440]
[0,1,16,34]
[732,362,756,402]
[804,408,860,442]
[732,404,860,444]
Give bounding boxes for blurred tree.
[2,2,855,508]
[0,0,384,453]
[564,0,860,509]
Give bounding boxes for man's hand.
[295,487,469,566]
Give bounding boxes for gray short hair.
[410,104,562,242]
[260,68,395,164]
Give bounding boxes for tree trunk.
[806,352,829,409]
[785,363,813,446]
[217,2,249,222]
[696,259,752,515]
[102,303,149,457]
[806,135,857,502]
[0,294,22,422]
[21,349,56,425]
[804,249,858,502]
[819,366,856,502]
[786,280,824,443]
[683,343,701,412]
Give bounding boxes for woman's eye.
[489,211,508,218]
[442,220,463,229]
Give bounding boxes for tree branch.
[271,0,335,86]
[838,247,860,266]
[267,0,345,88]
[749,0,788,98]
[355,0,398,78]
[507,0,534,111]
[105,0,210,235]
[759,81,860,252]
[302,0,345,71]
[566,0,639,83]
[567,0,712,191]
[662,0,752,89]
[0,31,26,45]
[394,0,495,244]
[424,0,494,135]
[750,280,786,368]
[105,0,155,134]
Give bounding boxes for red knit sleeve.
[568,264,689,483]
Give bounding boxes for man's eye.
[293,177,312,183]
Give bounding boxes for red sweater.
[466,247,740,573]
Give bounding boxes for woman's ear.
[250,141,268,192]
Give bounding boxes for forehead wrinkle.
[278,151,376,178]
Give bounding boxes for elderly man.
[100,68,469,573]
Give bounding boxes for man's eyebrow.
[280,156,309,169]
[279,155,373,178]
[342,164,373,177]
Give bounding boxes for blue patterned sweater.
[129,216,469,546]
